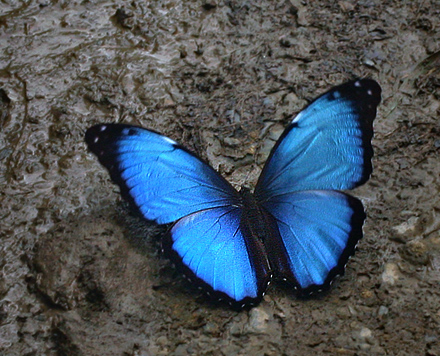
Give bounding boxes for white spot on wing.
[354,81,361,87]
[100,125,107,131]
[94,137,99,143]
[162,136,177,145]
[292,111,304,123]
[367,89,373,95]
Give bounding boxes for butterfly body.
[238,187,274,245]
[85,79,381,308]
[236,187,296,286]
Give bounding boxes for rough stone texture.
[1,0,439,355]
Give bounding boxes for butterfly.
[85,79,381,308]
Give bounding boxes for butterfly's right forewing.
[255,79,381,201]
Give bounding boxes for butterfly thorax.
[239,187,273,244]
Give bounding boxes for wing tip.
[85,123,142,150]
[337,78,382,106]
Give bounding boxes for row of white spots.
[355,80,374,96]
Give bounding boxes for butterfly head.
[239,185,252,194]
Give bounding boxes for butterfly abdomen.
[237,187,273,292]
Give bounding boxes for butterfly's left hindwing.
[164,206,271,306]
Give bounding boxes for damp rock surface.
[1,1,440,355]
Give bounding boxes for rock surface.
[1,1,439,355]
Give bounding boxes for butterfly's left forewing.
[85,124,239,224]
[255,79,381,201]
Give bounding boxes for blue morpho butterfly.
[85,79,381,308]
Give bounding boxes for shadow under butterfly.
[85,79,381,309]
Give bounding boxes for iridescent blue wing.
[85,124,271,305]
[254,79,381,294]
[164,206,271,306]
[263,191,365,294]
[254,79,381,201]
[85,124,239,224]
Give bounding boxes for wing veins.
[232,223,244,300]
[262,130,321,191]
[275,219,319,282]
[122,161,234,198]
[188,207,239,274]
[278,217,336,283]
